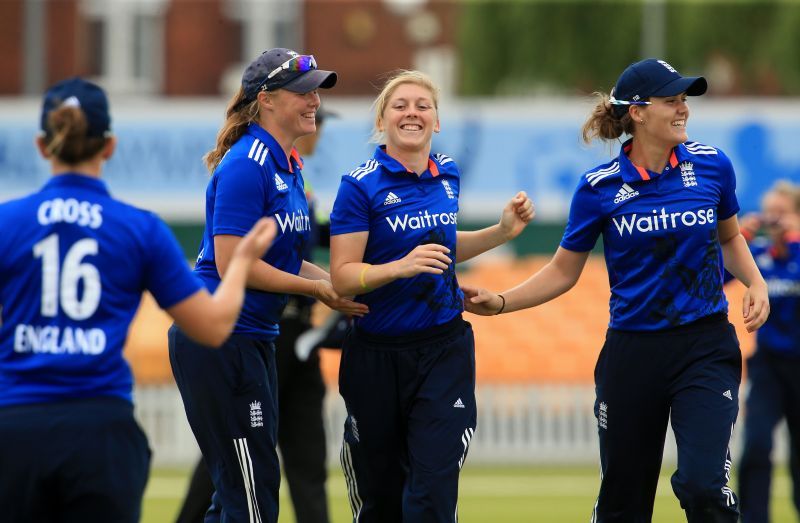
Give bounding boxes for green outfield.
[142,465,796,522]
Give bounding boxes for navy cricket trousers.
[592,314,742,523]
[338,316,477,523]
[0,397,150,523]
[169,325,280,523]
[738,349,800,523]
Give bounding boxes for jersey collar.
[247,123,303,173]
[43,173,110,195]
[373,146,440,178]
[618,138,679,183]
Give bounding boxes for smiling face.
[260,88,320,148]
[378,82,440,155]
[633,93,690,148]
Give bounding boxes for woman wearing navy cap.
[0,77,275,523]
[329,70,534,522]
[463,58,770,522]
[168,49,367,523]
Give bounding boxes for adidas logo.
[613,183,639,204]
[383,192,402,205]
[274,173,288,191]
[723,390,733,401]
[453,398,465,408]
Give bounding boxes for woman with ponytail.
[168,49,367,523]
[462,59,769,522]
[0,77,275,522]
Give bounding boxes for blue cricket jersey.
[194,123,310,340]
[0,174,203,407]
[561,139,740,331]
[748,237,800,356]
[330,146,464,335]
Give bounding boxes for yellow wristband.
[359,266,371,290]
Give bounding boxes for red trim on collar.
[428,158,440,177]
[634,164,651,181]
[784,232,800,243]
[289,148,303,172]
[623,142,677,181]
[669,149,679,168]
[400,158,440,177]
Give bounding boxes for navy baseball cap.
[611,58,707,116]
[40,77,111,137]
[241,48,337,102]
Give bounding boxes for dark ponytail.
[203,87,260,173]
[43,106,107,164]
[581,92,635,145]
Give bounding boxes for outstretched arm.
[167,218,276,347]
[462,247,589,315]
[214,233,368,317]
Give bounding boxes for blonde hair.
[371,70,439,144]
[581,91,636,145]
[765,179,800,211]
[203,86,261,172]
[42,106,108,165]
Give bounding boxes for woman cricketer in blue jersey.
[168,48,367,523]
[463,58,770,522]
[735,181,800,523]
[0,78,276,523]
[329,70,534,523]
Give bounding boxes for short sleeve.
[143,216,203,309]
[559,179,604,252]
[213,158,268,237]
[330,176,371,236]
[716,149,740,220]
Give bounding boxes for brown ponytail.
[43,106,107,164]
[203,87,260,173]
[581,92,635,145]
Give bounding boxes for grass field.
[142,465,797,522]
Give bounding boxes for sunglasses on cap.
[608,96,652,107]
[260,54,318,91]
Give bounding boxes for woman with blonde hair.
[169,49,366,523]
[329,70,534,522]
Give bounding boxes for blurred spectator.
[736,180,800,523]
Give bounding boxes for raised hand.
[499,191,535,241]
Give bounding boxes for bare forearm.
[456,226,508,263]
[722,233,764,288]
[333,261,399,296]
[244,260,317,297]
[169,256,253,347]
[501,263,577,313]
[299,260,331,282]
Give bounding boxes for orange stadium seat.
[124,257,756,386]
